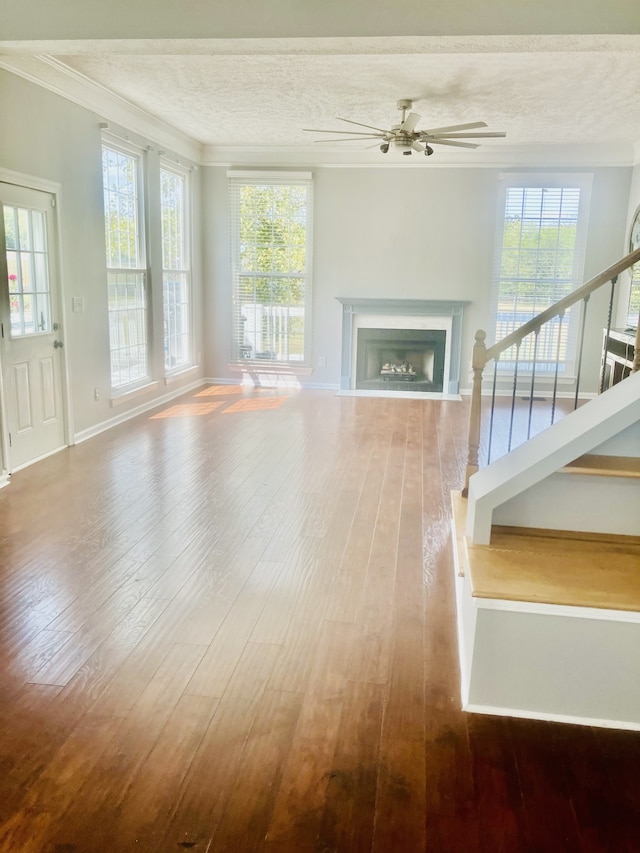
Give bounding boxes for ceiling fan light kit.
[303,99,506,158]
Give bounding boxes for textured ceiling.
[15,36,640,155]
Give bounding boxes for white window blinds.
[102,140,149,389]
[491,175,592,375]
[228,172,313,365]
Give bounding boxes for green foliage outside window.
[232,180,311,363]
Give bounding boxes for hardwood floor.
[0,384,638,852]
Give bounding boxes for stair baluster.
[550,311,564,425]
[487,354,499,464]
[599,275,617,393]
[463,246,640,494]
[573,294,590,410]
[527,329,540,440]
[508,340,521,451]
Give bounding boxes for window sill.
[228,362,313,376]
[110,381,160,407]
[164,365,199,386]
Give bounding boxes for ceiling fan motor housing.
[393,136,414,150]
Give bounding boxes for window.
[160,164,191,371]
[491,175,592,374]
[102,140,149,389]
[229,172,313,364]
[627,265,640,328]
[3,205,51,336]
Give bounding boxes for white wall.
[204,163,631,391]
[0,70,204,437]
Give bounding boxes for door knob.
[53,340,64,349]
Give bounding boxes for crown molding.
[2,34,640,57]
[0,55,202,163]
[201,142,636,169]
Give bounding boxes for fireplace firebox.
[356,328,446,392]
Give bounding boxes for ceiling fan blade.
[303,128,384,136]
[428,131,506,139]
[335,117,390,134]
[401,112,421,134]
[422,121,488,135]
[428,138,481,149]
[411,140,425,152]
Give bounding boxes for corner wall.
[0,70,204,438]
[203,163,632,391]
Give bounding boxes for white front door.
[0,183,66,471]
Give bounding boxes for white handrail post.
[463,329,487,496]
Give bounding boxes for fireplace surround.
[336,298,468,395]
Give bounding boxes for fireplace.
[336,297,468,396]
[356,328,446,392]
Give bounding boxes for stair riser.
[493,472,639,537]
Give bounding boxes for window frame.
[101,134,150,392]
[160,159,193,374]
[3,204,52,338]
[228,170,314,368]
[489,172,593,378]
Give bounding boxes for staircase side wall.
[592,421,640,456]
[492,472,639,535]
[466,604,640,729]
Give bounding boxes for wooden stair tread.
[452,492,640,613]
[561,454,640,478]
[466,539,640,612]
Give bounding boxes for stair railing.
[463,247,640,494]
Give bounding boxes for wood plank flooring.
[1,385,639,852]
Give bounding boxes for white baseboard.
[74,378,206,444]
[203,376,238,385]
[304,382,341,390]
[205,375,340,391]
[337,389,461,400]
[463,701,640,732]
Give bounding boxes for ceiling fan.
[303,99,506,156]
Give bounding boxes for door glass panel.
[4,205,51,337]
[22,294,35,335]
[32,211,45,252]
[17,209,31,250]
[4,207,16,249]
[21,253,34,291]
[7,251,18,288]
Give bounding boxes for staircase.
[452,248,640,730]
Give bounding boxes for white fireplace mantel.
[336,298,469,395]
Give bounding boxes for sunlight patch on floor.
[222,397,287,413]
[150,401,224,418]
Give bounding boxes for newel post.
[463,329,487,497]
[633,322,640,374]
